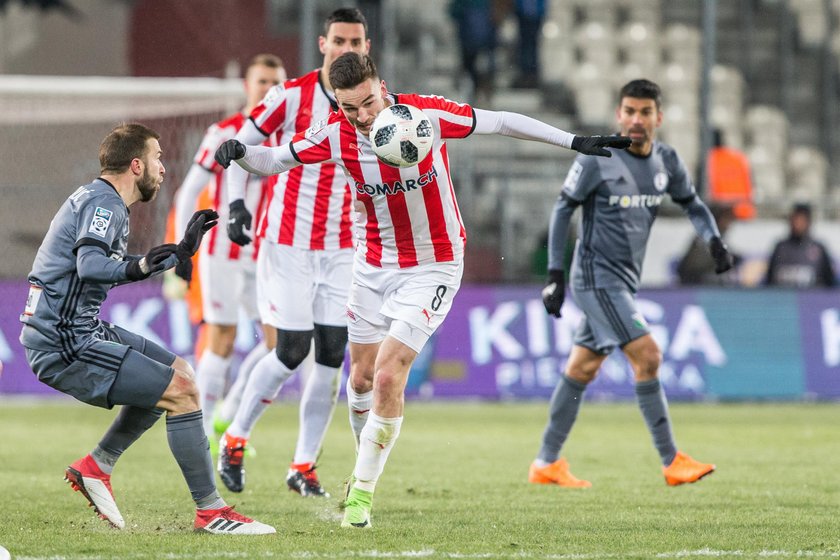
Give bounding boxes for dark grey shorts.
[25,323,175,409]
[570,286,650,355]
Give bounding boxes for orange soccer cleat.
[662,451,715,486]
[528,458,592,488]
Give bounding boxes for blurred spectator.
[764,203,836,288]
[707,129,756,220]
[448,0,504,104]
[511,0,546,89]
[677,204,743,286]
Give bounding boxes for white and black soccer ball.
[370,104,434,168]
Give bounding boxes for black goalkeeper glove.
[571,135,632,157]
[227,199,253,246]
[175,209,219,264]
[214,139,246,169]
[541,269,566,318]
[125,243,178,281]
[174,258,193,284]
[709,236,735,274]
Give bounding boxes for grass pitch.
[0,399,837,559]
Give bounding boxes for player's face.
[319,22,370,73]
[137,138,164,202]
[336,78,389,137]
[244,64,286,110]
[617,97,662,155]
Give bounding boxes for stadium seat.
[745,105,789,160]
[618,22,661,70]
[746,144,786,202]
[787,146,828,204]
[571,63,614,127]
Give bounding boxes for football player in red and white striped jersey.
[217,8,370,498]
[216,53,630,527]
[171,54,285,447]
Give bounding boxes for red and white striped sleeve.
[399,93,476,140]
[249,85,288,137]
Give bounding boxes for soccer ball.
[370,104,434,168]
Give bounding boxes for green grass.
[0,399,838,559]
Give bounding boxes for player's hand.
[215,139,246,169]
[541,269,566,317]
[227,199,253,246]
[176,209,219,262]
[126,243,178,280]
[709,236,735,274]
[571,135,632,157]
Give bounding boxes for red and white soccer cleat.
[64,454,125,529]
[194,505,276,535]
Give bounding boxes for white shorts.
[346,258,464,353]
[256,242,353,330]
[198,253,258,325]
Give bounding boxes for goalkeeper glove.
[541,269,566,318]
[125,243,178,281]
[227,199,253,246]
[571,135,632,157]
[215,139,246,169]
[709,236,735,274]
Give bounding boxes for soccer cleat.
[663,451,715,486]
[194,505,276,535]
[528,458,592,488]
[286,463,330,498]
[217,433,247,493]
[64,454,125,529]
[341,487,373,528]
[213,415,256,457]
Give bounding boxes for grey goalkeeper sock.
[93,406,164,474]
[166,410,222,506]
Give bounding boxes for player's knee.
[314,325,348,368]
[636,347,662,379]
[274,329,314,370]
[167,370,200,413]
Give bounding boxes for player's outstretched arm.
[676,195,734,274]
[471,109,630,157]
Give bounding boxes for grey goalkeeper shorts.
[570,286,650,355]
[25,323,175,409]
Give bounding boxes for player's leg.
[218,242,313,492]
[195,254,243,440]
[215,324,276,438]
[342,260,462,528]
[287,248,353,496]
[622,332,715,485]
[530,287,625,487]
[529,342,604,488]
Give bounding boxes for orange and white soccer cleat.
[662,451,715,486]
[528,458,592,488]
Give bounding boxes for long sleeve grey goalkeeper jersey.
[20,178,135,357]
[548,141,720,293]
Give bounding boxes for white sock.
[293,362,341,464]
[353,412,402,493]
[218,342,270,425]
[346,377,373,451]
[196,351,231,438]
[227,351,293,439]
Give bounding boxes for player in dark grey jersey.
[19,123,274,535]
[530,80,734,488]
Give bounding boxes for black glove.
[176,209,219,263]
[125,243,178,281]
[174,257,193,283]
[709,236,735,274]
[214,139,246,169]
[541,269,565,318]
[571,135,632,157]
[227,199,253,246]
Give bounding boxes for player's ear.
[130,157,143,176]
[379,80,388,97]
[318,35,327,55]
[364,38,371,54]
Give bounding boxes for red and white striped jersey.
[248,69,353,251]
[289,93,475,269]
[192,112,272,262]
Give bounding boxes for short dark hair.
[324,7,368,37]
[619,79,662,109]
[99,123,159,175]
[329,52,378,91]
[792,203,812,219]
[246,53,284,74]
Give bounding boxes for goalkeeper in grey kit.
[19,123,275,534]
[531,79,734,488]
